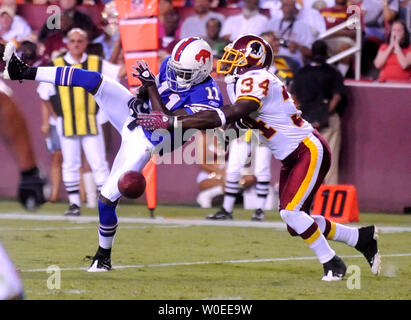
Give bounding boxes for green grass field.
[0,200,410,300]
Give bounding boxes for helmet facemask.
[217,45,247,75]
[166,59,206,92]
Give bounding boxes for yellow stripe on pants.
[285,137,318,211]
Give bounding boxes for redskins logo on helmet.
[217,34,273,76]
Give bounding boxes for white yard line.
[0,225,186,231]
[0,212,410,233]
[21,253,411,273]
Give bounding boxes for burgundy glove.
[136,111,175,131]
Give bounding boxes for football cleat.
[322,255,347,281]
[64,203,81,216]
[206,207,233,220]
[3,42,32,81]
[87,254,112,272]
[355,225,381,275]
[251,208,265,222]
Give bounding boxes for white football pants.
[93,76,154,202]
[226,138,272,182]
[56,118,110,192]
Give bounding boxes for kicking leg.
[3,43,132,132]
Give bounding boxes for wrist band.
[215,108,226,126]
[173,116,179,129]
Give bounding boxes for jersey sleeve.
[235,71,271,109]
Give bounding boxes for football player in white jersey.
[136,34,381,281]
[3,37,223,272]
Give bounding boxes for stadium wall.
[0,79,409,213]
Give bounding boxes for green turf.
[0,200,410,300]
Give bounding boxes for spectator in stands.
[204,17,229,59]
[180,0,225,39]
[264,0,314,67]
[159,0,180,39]
[158,8,180,63]
[303,0,334,9]
[220,0,269,42]
[261,30,298,86]
[362,0,399,41]
[42,9,74,62]
[320,0,358,77]
[291,40,345,185]
[260,0,283,20]
[262,0,326,39]
[38,0,99,43]
[297,2,326,38]
[93,0,120,62]
[0,6,32,46]
[374,19,411,81]
[18,40,49,67]
[399,0,410,22]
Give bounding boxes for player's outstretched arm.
[131,60,173,115]
[137,99,260,131]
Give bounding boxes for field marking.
[0,212,411,233]
[20,253,411,273]
[0,225,186,232]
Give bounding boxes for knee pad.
[279,209,314,235]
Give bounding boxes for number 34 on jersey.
[231,69,314,160]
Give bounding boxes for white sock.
[35,66,57,83]
[312,215,359,247]
[68,193,81,207]
[280,210,335,264]
[309,235,336,264]
[255,181,269,210]
[98,233,115,249]
[255,196,267,211]
[83,172,97,208]
[223,195,236,213]
[333,224,359,247]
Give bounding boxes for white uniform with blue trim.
[93,56,223,201]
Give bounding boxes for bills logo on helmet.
[195,49,211,65]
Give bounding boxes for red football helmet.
[217,34,273,76]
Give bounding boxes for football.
[117,170,146,199]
